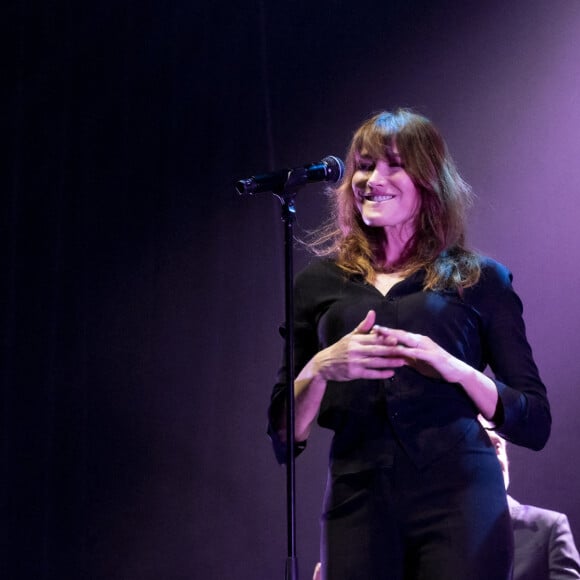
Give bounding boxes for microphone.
[235,155,345,195]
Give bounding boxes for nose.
[366,168,384,190]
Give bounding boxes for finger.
[359,344,403,357]
[373,326,422,349]
[362,357,407,369]
[353,310,376,335]
[373,334,398,346]
[363,369,397,379]
[372,324,396,338]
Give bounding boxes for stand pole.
[281,191,298,580]
[236,159,344,580]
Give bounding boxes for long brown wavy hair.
[308,109,481,291]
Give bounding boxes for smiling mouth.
[363,194,394,202]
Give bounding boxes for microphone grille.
[322,155,345,183]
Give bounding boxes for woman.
[268,109,551,579]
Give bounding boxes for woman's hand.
[371,324,500,419]
[312,311,406,382]
[290,311,405,441]
[371,325,469,383]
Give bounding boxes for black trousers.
[320,429,513,580]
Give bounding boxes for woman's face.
[352,146,421,236]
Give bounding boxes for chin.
[363,217,393,228]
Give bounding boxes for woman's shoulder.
[294,257,347,294]
[477,256,513,287]
[461,255,515,304]
[292,259,345,315]
[296,257,341,281]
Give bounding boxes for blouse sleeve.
[477,261,551,450]
[267,262,324,464]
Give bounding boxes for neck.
[380,226,414,269]
[386,219,414,246]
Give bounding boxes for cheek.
[348,180,363,208]
[411,194,422,214]
[351,171,367,190]
[400,179,421,209]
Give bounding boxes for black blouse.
[268,257,551,474]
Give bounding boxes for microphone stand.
[237,156,343,580]
[274,167,310,580]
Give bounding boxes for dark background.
[3,1,580,578]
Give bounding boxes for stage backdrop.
[3,0,580,578]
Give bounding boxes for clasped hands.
[315,309,467,384]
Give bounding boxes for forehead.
[356,143,400,160]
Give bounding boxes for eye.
[356,159,374,171]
